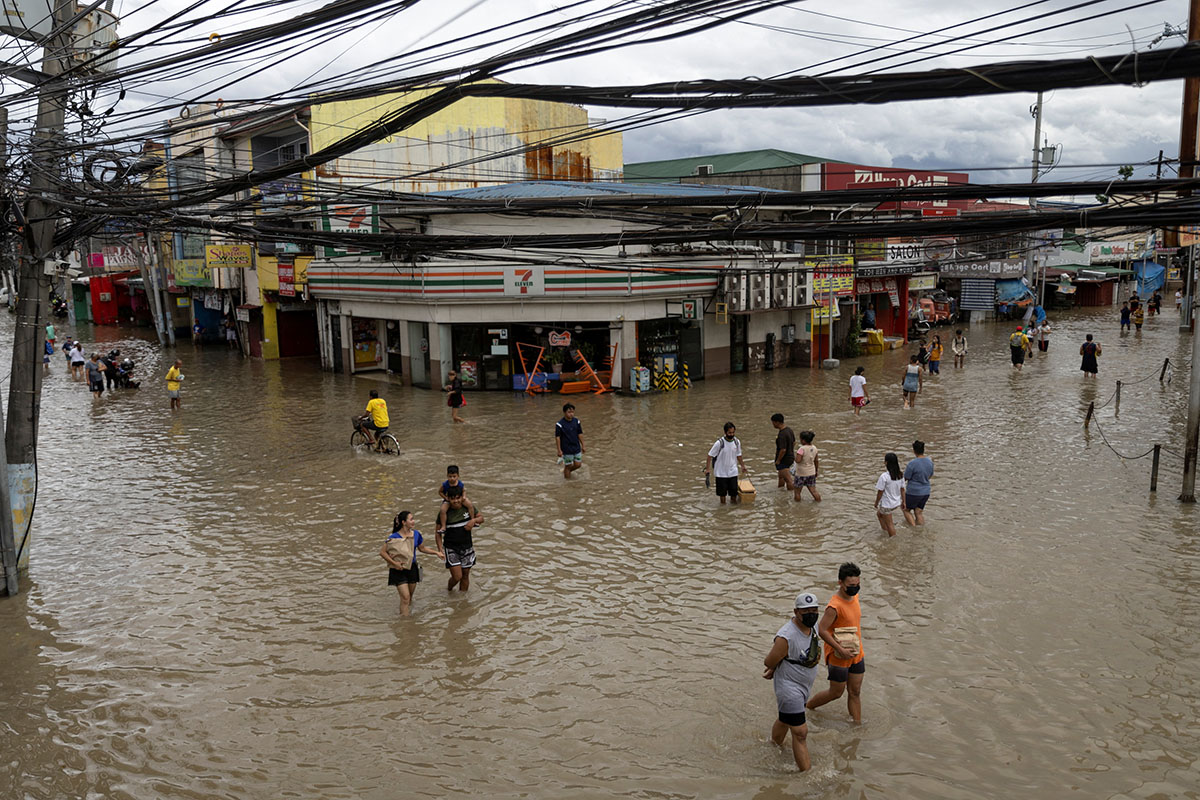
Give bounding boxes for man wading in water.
[437,486,483,592]
[807,562,866,724]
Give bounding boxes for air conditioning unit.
[771,272,793,308]
[782,324,796,344]
[694,164,714,176]
[793,272,810,307]
[723,272,748,311]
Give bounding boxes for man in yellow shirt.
[1008,326,1028,371]
[362,389,389,449]
[165,359,183,410]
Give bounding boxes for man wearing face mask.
[705,421,749,505]
[807,562,865,723]
[763,592,822,771]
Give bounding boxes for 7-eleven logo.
[514,269,534,294]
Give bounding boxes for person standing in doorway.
[849,366,869,415]
[873,452,905,537]
[380,510,444,617]
[792,431,821,502]
[1009,325,1029,371]
[1080,334,1101,378]
[444,370,465,423]
[901,355,922,409]
[927,335,943,374]
[192,321,204,345]
[705,422,748,505]
[807,563,865,724]
[165,359,183,410]
[556,402,585,479]
[763,591,822,772]
[951,329,967,368]
[1120,302,1131,332]
[902,440,934,526]
[86,354,106,399]
[771,413,796,493]
[1037,319,1052,354]
[1177,289,1184,315]
[225,318,238,349]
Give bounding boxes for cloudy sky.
[1,0,1190,183]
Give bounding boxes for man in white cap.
[762,591,822,771]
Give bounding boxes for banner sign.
[548,331,572,347]
[172,258,211,287]
[939,259,1025,279]
[823,163,971,209]
[856,263,920,278]
[503,266,545,297]
[278,264,295,297]
[811,271,855,296]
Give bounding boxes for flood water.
[1,306,1198,800]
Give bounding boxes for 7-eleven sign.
[504,267,544,296]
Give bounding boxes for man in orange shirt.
[807,562,865,723]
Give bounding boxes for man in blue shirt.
[902,440,934,526]
[555,402,585,479]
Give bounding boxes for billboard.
[823,163,970,210]
[204,244,253,269]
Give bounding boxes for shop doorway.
[278,308,319,357]
[408,321,431,387]
[679,322,703,379]
[730,315,748,373]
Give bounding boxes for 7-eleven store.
[307,262,724,391]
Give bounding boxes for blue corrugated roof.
[428,180,788,200]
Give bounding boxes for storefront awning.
[996,279,1035,305]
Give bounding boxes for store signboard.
[811,271,854,296]
[503,267,545,296]
[823,163,970,209]
[909,274,937,291]
[205,244,253,269]
[321,204,379,258]
[172,258,211,287]
[175,297,189,307]
[548,331,572,347]
[278,263,295,297]
[856,263,919,278]
[682,299,699,320]
[939,259,1024,279]
[235,307,250,322]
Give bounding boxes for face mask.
[800,612,819,628]
[844,584,860,596]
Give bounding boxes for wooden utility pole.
[3,0,75,586]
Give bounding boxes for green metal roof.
[624,148,828,182]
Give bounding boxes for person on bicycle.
[361,389,390,449]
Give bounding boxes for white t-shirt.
[1038,323,1051,340]
[69,346,85,364]
[1177,291,1184,306]
[849,375,867,398]
[708,436,742,479]
[875,472,905,509]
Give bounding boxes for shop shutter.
[960,279,996,311]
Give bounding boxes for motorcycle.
[115,357,140,389]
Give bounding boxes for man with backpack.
[705,421,749,505]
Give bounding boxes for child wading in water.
[951,329,967,368]
[928,335,943,374]
[792,431,822,502]
[902,355,922,409]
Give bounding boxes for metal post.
[1115,380,1122,410]
[1151,444,1161,492]
[1183,245,1195,332]
[1161,357,1171,382]
[1085,401,1094,427]
[0,106,15,597]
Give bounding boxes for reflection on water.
[1,307,1198,799]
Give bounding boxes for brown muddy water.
[1,307,1197,800]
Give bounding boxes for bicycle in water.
[351,415,400,455]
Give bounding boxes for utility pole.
[1025,92,1043,289]
[140,231,167,347]
[1181,0,1200,502]
[0,106,16,596]
[4,0,75,585]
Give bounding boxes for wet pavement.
[1,306,1197,799]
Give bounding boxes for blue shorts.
[827,659,866,682]
[562,452,582,465]
[905,493,929,510]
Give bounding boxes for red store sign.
[823,163,971,210]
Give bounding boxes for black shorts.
[388,564,420,585]
[364,421,386,435]
[1010,346,1025,365]
[449,393,464,408]
[827,659,866,682]
[775,457,794,471]
[89,378,104,392]
[714,476,739,498]
[905,493,929,510]
[778,710,807,726]
[1037,340,1048,352]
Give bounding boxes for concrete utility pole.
[1180,0,1200,502]
[4,0,75,586]
[1025,91,1043,288]
[0,106,16,596]
[140,231,167,347]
